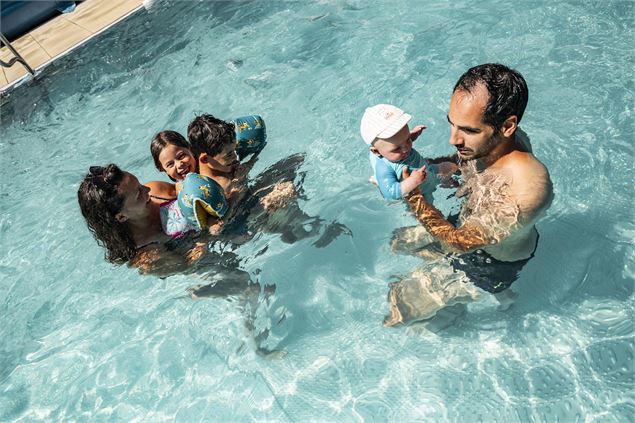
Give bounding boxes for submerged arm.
[427,154,459,187]
[129,240,207,277]
[405,191,491,252]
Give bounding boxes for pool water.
[1,0,633,421]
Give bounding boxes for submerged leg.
[384,264,480,327]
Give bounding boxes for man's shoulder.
[499,150,553,220]
[502,150,548,177]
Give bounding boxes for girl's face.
[158,143,196,181]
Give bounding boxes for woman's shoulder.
[145,180,176,203]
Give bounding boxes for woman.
[77,164,203,274]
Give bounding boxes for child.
[187,114,245,198]
[149,130,227,238]
[360,104,437,201]
[150,130,197,193]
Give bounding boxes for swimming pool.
[1,0,633,420]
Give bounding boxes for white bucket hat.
[360,104,412,145]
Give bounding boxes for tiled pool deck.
[0,0,144,93]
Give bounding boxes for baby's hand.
[403,166,427,185]
[410,125,427,142]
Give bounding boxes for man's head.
[360,104,413,162]
[448,63,528,160]
[187,114,239,173]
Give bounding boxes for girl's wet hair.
[150,130,190,172]
[187,114,235,157]
[453,63,528,132]
[77,164,137,264]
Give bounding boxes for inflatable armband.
[233,115,267,160]
[177,173,228,230]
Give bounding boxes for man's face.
[370,125,412,162]
[447,84,499,161]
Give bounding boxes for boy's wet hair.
[150,130,190,172]
[453,63,528,132]
[187,114,235,157]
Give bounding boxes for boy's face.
[370,125,412,162]
[158,144,196,181]
[205,141,239,173]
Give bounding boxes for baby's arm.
[375,160,426,199]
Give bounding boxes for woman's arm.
[129,240,207,277]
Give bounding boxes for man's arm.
[402,166,491,252]
[405,190,492,252]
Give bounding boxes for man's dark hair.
[187,114,235,157]
[453,63,528,131]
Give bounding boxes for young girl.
[149,130,229,238]
[150,130,197,197]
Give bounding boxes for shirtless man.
[405,63,553,293]
[384,64,553,326]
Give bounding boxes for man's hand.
[410,125,427,142]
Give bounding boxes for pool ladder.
[0,33,36,76]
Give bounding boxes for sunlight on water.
[1,0,633,421]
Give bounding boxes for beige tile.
[0,67,8,87]
[0,35,50,83]
[30,16,92,58]
[65,0,144,34]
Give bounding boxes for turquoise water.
[1,0,634,420]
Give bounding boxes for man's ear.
[501,115,518,138]
[115,212,128,223]
[370,147,382,158]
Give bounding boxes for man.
[405,63,553,294]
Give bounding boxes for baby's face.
[159,144,196,181]
[370,125,412,162]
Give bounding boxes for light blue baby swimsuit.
[369,148,437,201]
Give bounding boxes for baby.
[360,104,437,201]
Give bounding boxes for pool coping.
[0,0,145,97]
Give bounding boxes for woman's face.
[158,143,196,181]
[115,172,152,222]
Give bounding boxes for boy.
[360,104,436,200]
[187,114,242,198]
